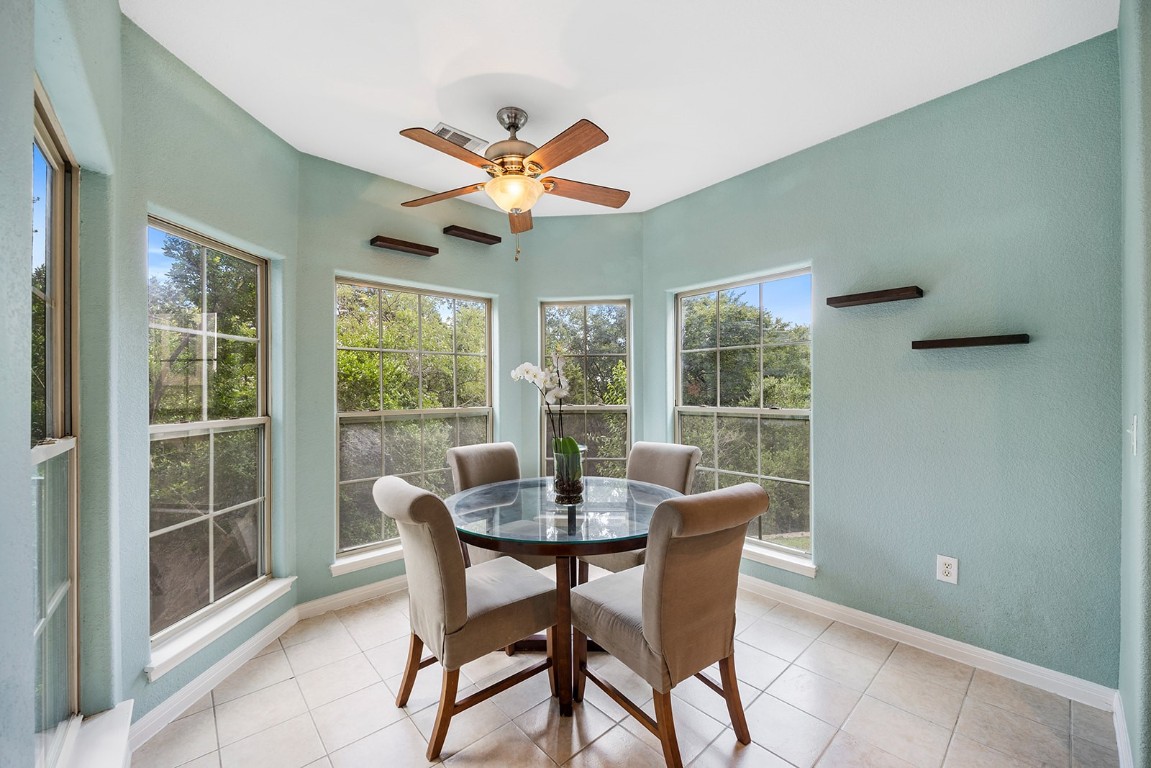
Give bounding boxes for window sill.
[330,542,404,577]
[59,701,132,768]
[146,577,296,682]
[742,542,817,578]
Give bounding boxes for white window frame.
[539,300,632,476]
[334,279,493,558]
[146,217,273,645]
[673,269,816,578]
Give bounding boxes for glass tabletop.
[443,476,682,549]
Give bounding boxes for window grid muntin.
[674,270,811,557]
[146,218,271,638]
[335,280,492,553]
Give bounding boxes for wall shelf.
[443,225,501,245]
[369,235,438,258]
[826,285,923,308]
[912,334,1030,349]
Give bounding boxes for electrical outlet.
[936,555,958,584]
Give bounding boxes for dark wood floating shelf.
[443,225,501,245]
[912,334,1030,350]
[369,235,438,258]
[826,285,923,308]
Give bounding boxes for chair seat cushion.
[581,550,645,573]
[570,567,668,691]
[441,557,556,669]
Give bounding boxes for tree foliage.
[679,281,812,553]
[31,264,48,446]
[148,235,259,424]
[335,283,492,550]
[146,230,264,633]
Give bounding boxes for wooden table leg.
[555,555,574,716]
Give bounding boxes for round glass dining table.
[443,476,682,716]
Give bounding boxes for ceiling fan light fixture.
[484,174,544,213]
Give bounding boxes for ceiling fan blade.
[523,120,608,173]
[509,210,533,233]
[401,183,485,207]
[542,177,630,209]
[400,127,494,170]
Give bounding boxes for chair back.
[625,442,703,494]
[641,483,768,685]
[446,442,521,493]
[373,476,468,658]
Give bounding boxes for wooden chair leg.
[572,626,587,702]
[652,690,684,768]
[505,643,517,656]
[578,559,589,585]
[719,654,750,744]
[426,668,460,761]
[395,633,423,708]
[546,626,558,697]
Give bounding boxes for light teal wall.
[641,34,1122,686]
[35,0,128,716]
[511,213,645,466]
[113,19,303,715]
[291,154,525,601]
[0,2,37,764]
[1120,0,1151,763]
[2,0,1143,756]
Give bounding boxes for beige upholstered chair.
[570,482,768,768]
[372,476,558,761]
[580,441,703,576]
[446,441,553,571]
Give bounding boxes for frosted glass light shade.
[484,174,545,213]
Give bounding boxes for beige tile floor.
[132,579,1121,768]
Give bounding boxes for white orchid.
[512,350,574,451]
[511,362,544,383]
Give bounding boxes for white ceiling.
[120,0,1118,218]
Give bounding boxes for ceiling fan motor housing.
[486,107,538,175]
[484,138,538,173]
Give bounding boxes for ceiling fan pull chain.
[514,232,521,262]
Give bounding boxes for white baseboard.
[129,610,296,750]
[296,574,408,619]
[1113,690,1135,768]
[738,575,1118,711]
[129,572,409,752]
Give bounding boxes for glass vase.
[553,451,584,506]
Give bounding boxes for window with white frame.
[336,280,491,552]
[31,88,78,768]
[146,220,270,637]
[541,302,630,477]
[675,271,812,555]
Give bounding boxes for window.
[336,281,491,552]
[31,88,78,767]
[541,302,630,477]
[147,220,270,638]
[675,271,812,556]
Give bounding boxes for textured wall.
[34,0,129,715]
[510,213,645,467]
[8,0,1137,742]
[1120,0,1151,762]
[0,2,37,764]
[641,34,1122,686]
[109,19,301,717]
[292,153,525,602]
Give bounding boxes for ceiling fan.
[399,106,630,235]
